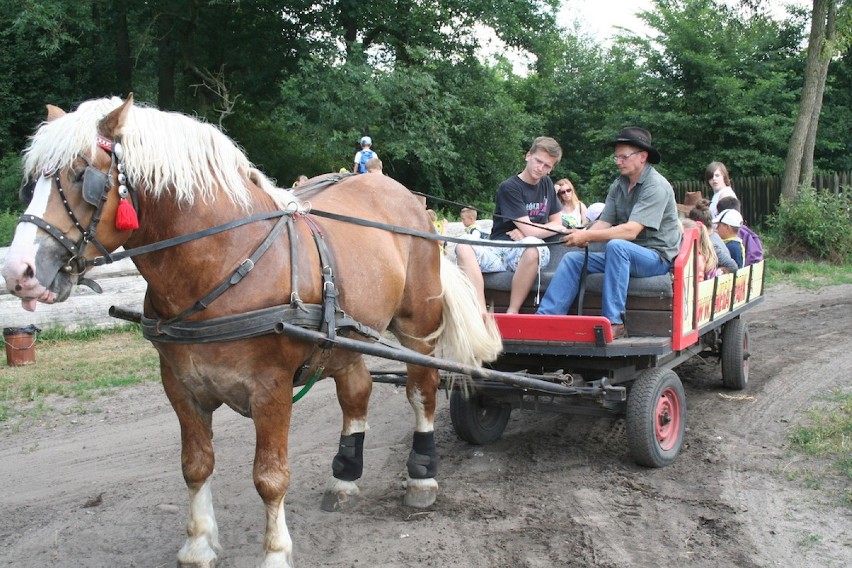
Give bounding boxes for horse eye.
[19,180,35,204]
[72,166,86,184]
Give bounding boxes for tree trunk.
[800,1,837,188]
[780,0,833,202]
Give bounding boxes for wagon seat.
[483,242,678,337]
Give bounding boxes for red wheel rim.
[655,387,682,451]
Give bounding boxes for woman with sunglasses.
[555,178,588,228]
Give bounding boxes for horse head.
[2,95,142,310]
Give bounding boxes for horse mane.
[22,97,298,212]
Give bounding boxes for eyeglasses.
[613,150,642,163]
[557,189,573,196]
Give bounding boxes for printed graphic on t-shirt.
[526,200,550,223]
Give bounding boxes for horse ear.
[98,93,135,137]
[46,105,66,122]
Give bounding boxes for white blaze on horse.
[1,95,501,568]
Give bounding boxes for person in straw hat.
[536,127,682,339]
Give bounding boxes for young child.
[353,136,378,174]
[460,207,485,239]
[717,196,764,265]
[681,218,719,281]
[365,156,383,174]
[713,209,745,269]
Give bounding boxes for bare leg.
[507,247,541,313]
[455,243,487,314]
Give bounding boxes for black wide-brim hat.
[606,126,661,164]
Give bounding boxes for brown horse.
[1,95,501,567]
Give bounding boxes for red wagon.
[445,227,765,467]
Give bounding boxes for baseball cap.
[713,209,743,228]
[360,136,372,146]
[586,202,605,223]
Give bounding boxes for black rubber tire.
[626,368,687,468]
[449,389,511,445]
[721,318,750,390]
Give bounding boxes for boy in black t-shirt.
[456,136,567,315]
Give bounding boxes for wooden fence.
[672,170,852,228]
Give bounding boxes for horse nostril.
[15,284,22,291]
[24,264,34,278]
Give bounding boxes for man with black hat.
[536,127,682,339]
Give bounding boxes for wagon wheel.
[721,318,750,390]
[626,368,686,468]
[449,389,511,445]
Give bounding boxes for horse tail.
[433,256,503,368]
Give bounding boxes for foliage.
[0,152,24,212]
[0,211,18,248]
[617,0,805,181]
[816,51,852,172]
[766,187,852,263]
[0,0,850,214]
[270,58,538,204]
[1,153,26,247]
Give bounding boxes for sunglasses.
[557,189,573,195]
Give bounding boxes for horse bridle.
[18,135,137,280]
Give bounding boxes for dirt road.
[1,284,850,567]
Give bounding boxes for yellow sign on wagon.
[713,273,734,318]
[696,278,715,327]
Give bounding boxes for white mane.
[21,97,298,212]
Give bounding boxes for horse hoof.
[403,477,438,508]
[178,560,216,568]
[321,489,361,512]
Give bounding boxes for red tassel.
[115,198,139,231]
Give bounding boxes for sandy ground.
[1,284,850,567]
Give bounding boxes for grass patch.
[0,324,160,422]
[796,532,823,550]
[788,389,852,506]
[764,258,852,289]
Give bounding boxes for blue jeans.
[536,240,671,324]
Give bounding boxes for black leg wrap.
[331,432,365,482]
[407,431,439,479]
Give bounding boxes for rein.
[308,208,565,249]
[86,209,293,267]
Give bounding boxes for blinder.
[82,165,110,206]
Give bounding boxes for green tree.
[269,57,538,206]
[618,0,804,181]
[815,48,852,171]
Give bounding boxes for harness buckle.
[230,258,255,284]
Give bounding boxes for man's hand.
[562,228,590,248]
